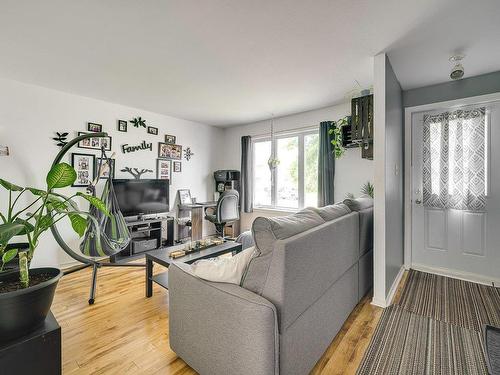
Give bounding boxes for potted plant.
[0,162,108,341]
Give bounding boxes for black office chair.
[205,189,240,239]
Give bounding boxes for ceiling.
[0,0,499,127]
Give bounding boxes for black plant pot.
[0,267,62,342]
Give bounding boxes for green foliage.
[328,116,350,159]
[46,162,77,189]
[361,181,374,198]
[0,162,108,287]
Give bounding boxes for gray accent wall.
[384,57,405,295]
[403,71,500,108]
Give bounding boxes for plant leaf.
[0,222,25,246]
[13,218,35,235]
[27,187,46,196]
[2,249,18,264]
[0,178,23,191]
[46,163,77,189]
[68,213,87,237]
[76,193,110,217]
[37,214,54,233]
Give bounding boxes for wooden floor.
[52,264,407,375]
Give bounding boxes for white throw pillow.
[188,246,257,284]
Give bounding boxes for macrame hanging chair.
[50,132,138,304]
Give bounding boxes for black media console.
[110,217,174,263]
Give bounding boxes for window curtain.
[240,135,253,213]
[318,121,335,207]
[423,107,486,211]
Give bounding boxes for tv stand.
[110,217,174,263]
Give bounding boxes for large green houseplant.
[0,162,107,340]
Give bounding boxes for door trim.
[404,92,500,272]
[411,263,500,287]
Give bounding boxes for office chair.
[204,189,240,239]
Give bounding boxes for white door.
[411,102,500,283]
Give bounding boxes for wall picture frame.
[178,189,192,205]
[87,122,103,132]
[147,126,158,135]
[118,120,128,132]
[173,161,182,173]
[165,134,176,144]
[78,132,112,151]
[95,157,115,179]
[156,159,171,182]
[71,153,95,187]
[158,142,182,160]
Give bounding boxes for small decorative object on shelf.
[120,167,153,179]
[158,142,182,160]
[169,250,186,259]
[71,153,96,187]
[130,117,146,128]
[147,126,158,135]
[165,134,176,144]
[178,189,192,205]
[52,132,69,148]
[87,122,102,132]
[0,146,9,156]
[183,147,194,161]
[173,161,182,173]
[117,120,128,132]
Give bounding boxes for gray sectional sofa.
[168,197,373,375]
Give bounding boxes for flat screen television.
[112,179,169,218]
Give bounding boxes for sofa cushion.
[311,203,351,221]
[343,195,373,212]
[251,208,325,255]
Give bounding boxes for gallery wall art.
[71,153,95,187]
[158,142,182,160]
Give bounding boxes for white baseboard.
[371,265,405,308]
[411,263,500,287]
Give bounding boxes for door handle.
[415,199,422,205]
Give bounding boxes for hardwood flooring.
[52,264,407,374]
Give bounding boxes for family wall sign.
[121,141,153,154]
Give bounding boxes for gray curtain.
[318,121,335,207]
[240,136,253,213]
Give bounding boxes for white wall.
[373,54,404,307]
[220,103,374,231]
[0,78,223,268]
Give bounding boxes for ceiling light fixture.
[449,54,465,80]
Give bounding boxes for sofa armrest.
[168,262,279,375]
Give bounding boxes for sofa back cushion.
[343,196,373,255]
[343,195,373,212]
[251,208,325,256]
[311,203,351,221]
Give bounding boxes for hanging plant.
[329,116,350,159]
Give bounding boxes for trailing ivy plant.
[328,116,350,159]
[0,163,108,287]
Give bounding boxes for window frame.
[252,127,318,211]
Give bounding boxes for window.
[253,129,319,210]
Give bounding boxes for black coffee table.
[145,241,242,297]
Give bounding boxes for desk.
[177,202,217,241]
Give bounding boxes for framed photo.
[165,134,176,144]
[178,189,192,205]
[118,120,127,132]
[95,157,115,179]
[156,159,171,182]
[173,161,182,173]
[147,126,158,135]
[78,132,112,151]
[71,153,95,187]
[158,142,182,160]
[87,122,102,132]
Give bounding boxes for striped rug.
[357,270,500,374]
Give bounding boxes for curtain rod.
[251,124,319,140]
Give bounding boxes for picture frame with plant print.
[71,153,95,187]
